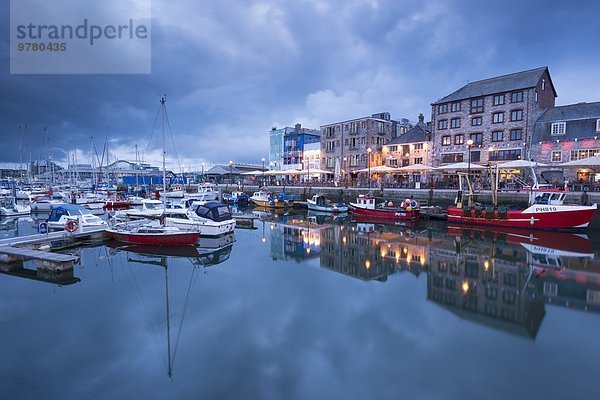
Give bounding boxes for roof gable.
[433,67,555,105]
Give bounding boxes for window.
[471,117,482,126]
[510,91,523,103]
[414,143,424,150]
[350,137,359,149]
[541,78,546,91]
[503,291,516,304]
[492,131,503,142]
[377,121,385,133]
[470,98,484,113]
[492,94,505,106]
[510,109,523,121]
[451,102,461,112]
[570,149,600,161]
[326,141,335,152]
[442,135,451,146]
[470,151,481,162]
[535,91,538,103]
[492,112,504,124]
[551,151,562,162]
[470,133,483,145]
[441,153,464,163]
[551,122,566,135]
[597,119,600,132]
[485,287,498,300]
[509,129,522,140]
[451,118,461,129]
[388,158,398,167]
[439,104,448,114]
[414,157,423,164]
[454,134,464,145]
[324,127,335,137]
[438,119,448,130]
[326,157,335,168]
[489,149,521,161]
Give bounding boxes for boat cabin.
[191,202,232,222]
[48,204,93,221]
[531,191,566,206]
[355,195,376,210]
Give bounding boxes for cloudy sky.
[2,0,600,170]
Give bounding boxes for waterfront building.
[431,67,556,167]
[269,124,320,173]
[320,112,411,183]
[302,141,322,182]
[531,101,600,185]
[383,114,432,187]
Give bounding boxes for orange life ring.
[65,219,79,233]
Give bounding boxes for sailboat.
[107,97,200,246]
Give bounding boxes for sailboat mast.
[161,96,167,206]
[165,265,172,378]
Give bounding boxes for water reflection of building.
[269,220,324,262]
[320,225,430,282]
[427,230,545,339]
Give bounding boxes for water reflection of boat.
[307,210,348,224]
[351,214,415,227]
[447,225,593,256]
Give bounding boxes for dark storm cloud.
[1,0,599,167]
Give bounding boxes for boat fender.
[410,200,418,208]
[406,206,412,212]
[387,201,393,207]
[65,219,79,233]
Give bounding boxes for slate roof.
[536,101,600,122]
[388,123,430,145]
[433,67,556,105]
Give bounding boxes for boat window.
[195,205,211,217]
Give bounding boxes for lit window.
[596,119,600,132]
[455,134,464,145]
[551,151,562,162]
[442,136,451,146]
[541,78,546,91]
[551,122,566,135]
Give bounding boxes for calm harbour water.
[1,212,599,400]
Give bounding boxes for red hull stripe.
[108,231,200,245]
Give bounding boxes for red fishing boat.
[448,169,597,230]
[349,194,420,221]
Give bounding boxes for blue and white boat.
[46,204,107,231]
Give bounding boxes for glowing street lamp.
[467,138,474,180]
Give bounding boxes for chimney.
[295,123,302,131]
[418,113,425,124]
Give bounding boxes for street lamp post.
[343,156,347,185]
[304,157,310,185]
[367,147,372,189]
[229,160,233,184]
[261,157,266,186]
[467,138,474,182]
[201,162,204,183]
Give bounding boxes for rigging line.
[171,263,200,368]
[143,102,163,164]
[122,254,167,369]
[162,103,183,175]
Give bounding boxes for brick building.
[531,102,600,183]
[320,112,411,182]
[431,67,556,166]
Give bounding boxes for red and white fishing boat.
[349,194,420,221]
[448,168,597,230]
[107,220,200,246]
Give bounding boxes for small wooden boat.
[348,194,419,221]
[250,189,296,208]
[306,194,348,213]
[107,220,200,246]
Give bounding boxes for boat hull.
[306,201,348,213]
[447,204,597,230]
[251,199,290,208]
[107,230,201,246]
[349,204,419,221]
